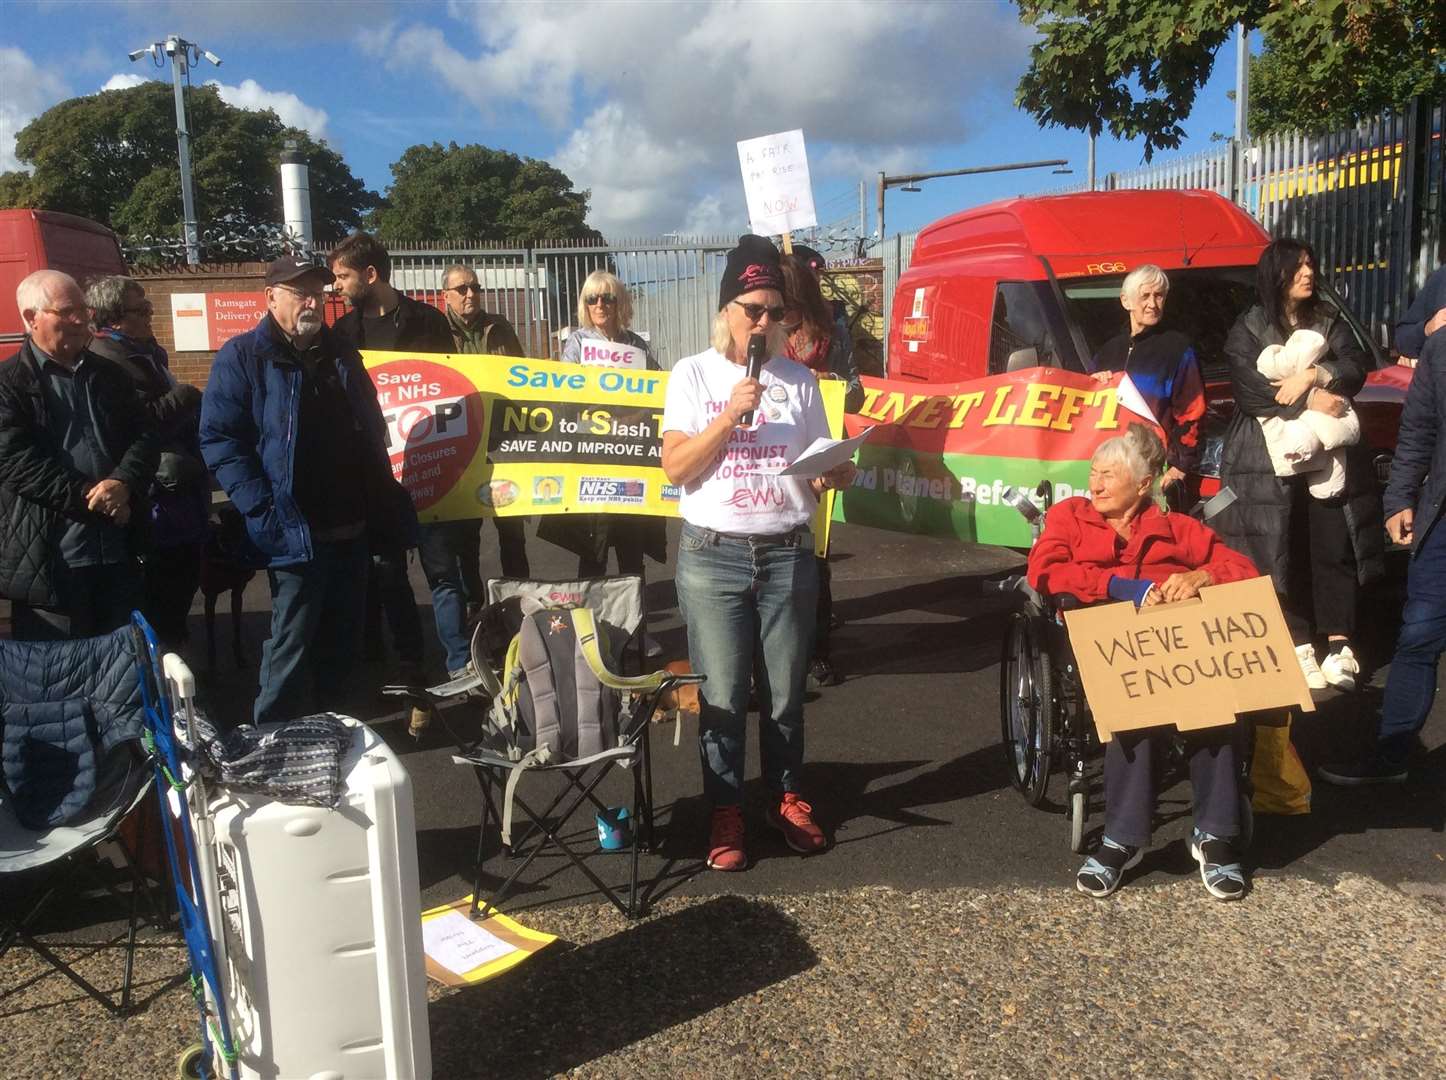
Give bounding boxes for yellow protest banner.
[1062,575,1314,742]
[363,351,843,554]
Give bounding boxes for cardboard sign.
[737,129,818,236]
[170,291,268,351]
[1063,575,1314,742]
[574,339,646,370]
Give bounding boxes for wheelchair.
[992,481,1256,855]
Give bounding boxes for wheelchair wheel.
[1068,789,1087,853]
[999,614,1053,806]
[176,1045,207,1080]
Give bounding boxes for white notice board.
[737,129,817,236]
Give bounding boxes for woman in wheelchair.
[1027,425,1260,900]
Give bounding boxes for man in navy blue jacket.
[1321,329,1446,784]
[200,256,417,724]
[1394,264,1445,362]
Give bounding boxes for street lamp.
[876,158,1069,240]
[129,35,223,266]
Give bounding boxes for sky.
[1,0,1249,245]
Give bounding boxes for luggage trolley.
[991,483,1256,855]
[131,613,239,1080]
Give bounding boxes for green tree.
[1014,1,1445,158]
[369,142,601,243]
[0,81,377,243]
[1249,5,1446,135]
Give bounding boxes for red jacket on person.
[1027,496,1259,603]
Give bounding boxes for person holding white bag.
[1215,238,1384,691]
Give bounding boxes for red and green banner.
[833,369,1157,547]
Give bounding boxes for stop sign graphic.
[371,359,482,513]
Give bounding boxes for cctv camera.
[127,47,147,62]
[202,50,222,66]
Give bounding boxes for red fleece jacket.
[1026,497,1259,603]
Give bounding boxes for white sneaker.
[1296,643,1327,690]
[1320,644,1359,691]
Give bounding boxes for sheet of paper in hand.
[774,427,874,478]
[1063,575,1314,742]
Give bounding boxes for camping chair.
[0,625,159,1015]
[442,575,702,919]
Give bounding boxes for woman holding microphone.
[661,235,855,872]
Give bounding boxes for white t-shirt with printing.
[661,347,828,534]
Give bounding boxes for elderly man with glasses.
[0,269,160,639]
[200,257,417,724]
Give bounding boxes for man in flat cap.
[200,257,417,724]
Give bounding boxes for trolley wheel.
[176,1044,207,1080]
[999,615,1054,806]
[1069,789,1088,853]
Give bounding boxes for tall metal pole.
[168,38,200,266]
[1234,23,1250,145]
[1088,134,1097,191]
[858,179,866,237]
[877,171,886,245]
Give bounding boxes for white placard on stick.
[737,129,818,237]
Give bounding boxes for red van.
[0,209,128,350]
[887,189,1394,476]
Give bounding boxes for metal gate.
[325,237,736,369]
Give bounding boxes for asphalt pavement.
[3,521,1443,1078]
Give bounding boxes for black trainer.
[1318,756,1408,786]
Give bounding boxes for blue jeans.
[1378,517,1446,762]
[255,536,369,725]
[419,519,484,673]
[674,522,818,806]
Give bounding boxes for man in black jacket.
[0,270,160,639]
[1320,330,1446,784]
[329,232,451,686]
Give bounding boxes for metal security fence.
[880,230,918,346]
[318,237,736,368]
[1033,93,1445,346]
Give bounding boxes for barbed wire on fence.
[121,215,312,264]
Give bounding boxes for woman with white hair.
[1091,264,1206,499]
[1027,425,1259,900]
[548,269,666,578]
[661,234,855,872]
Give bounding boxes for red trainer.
[769,793,825,854]
[707,805,747,871]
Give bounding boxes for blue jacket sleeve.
[1107,576,1155,607]
[1384,335,1443,520]
[1395,267,1446,360]
[198,344,275,520]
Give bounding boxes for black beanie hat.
[718,234,784,310]
[791,244,826,275]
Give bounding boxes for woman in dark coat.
[1216,238,1384,690]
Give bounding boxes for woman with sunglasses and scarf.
[662,235,856,872]
[548,271,667,581]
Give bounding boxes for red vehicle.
[887,190,1396,483]
[0,209,128,350]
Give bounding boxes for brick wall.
[131,263,268,387]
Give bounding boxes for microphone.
[740,333,767,426]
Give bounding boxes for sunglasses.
[272,284,326,302]
[731,300,787,323]
[585,294,617,306]
[448,283,482,296]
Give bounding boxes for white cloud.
[363,0,1033,236]
[101,72,150,92]
[205,79,330,139]
[1,46,68,172]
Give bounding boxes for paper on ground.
[420,897,556,985]
[423,910,515,975]
[774,427,874,478]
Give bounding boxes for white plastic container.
[205,719,432,1080]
